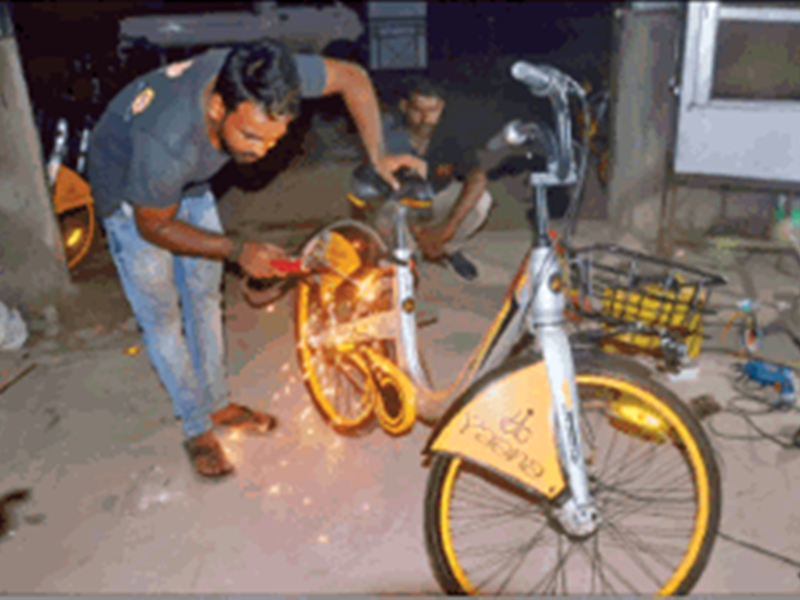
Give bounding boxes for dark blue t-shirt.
[382,106,480,194]
[87,49,327,219]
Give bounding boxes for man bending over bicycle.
[376,76,493,282]
[86,38,425,480]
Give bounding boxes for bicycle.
[46,114,96,269]
[286,61,720,595]
[576,81,610,191]
[37,54,103,270]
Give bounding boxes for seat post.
[395,203,412,257]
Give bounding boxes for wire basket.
[562,243,727,365]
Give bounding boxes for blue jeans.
[103,190,228,439]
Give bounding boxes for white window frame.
[674,1,800,183]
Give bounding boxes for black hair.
[214,38,301,118]
[403,75,447,102]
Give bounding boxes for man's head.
[399,76,446,142]
[209,39,301,164]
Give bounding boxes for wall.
[0,3,72,318]
[610,5,782,254]
[608,6,682,247]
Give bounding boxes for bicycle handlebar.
[511,62,564,98]
[510,61,578,183]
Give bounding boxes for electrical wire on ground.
[691,368,800,578]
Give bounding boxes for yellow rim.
[61,204,95,269]
[438,373,711,596]
[296,281,375,430]
[440,456,475,594]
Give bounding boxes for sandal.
[184,431,235,480]
[211,403,277,436]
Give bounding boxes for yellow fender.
[53,166,94,213]
[52,166,95,269]
[425,359,567,500]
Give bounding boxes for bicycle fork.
[528,245,599,536]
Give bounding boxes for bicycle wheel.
[58,204,96,269]
[425,359,720,596]
[295,266,395,435]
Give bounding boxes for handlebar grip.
[511,61,558,97]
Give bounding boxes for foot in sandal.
[211,403,277,436]
[183,430,235,480]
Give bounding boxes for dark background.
[10,1,615,197]
[11,1,614,111]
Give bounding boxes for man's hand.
[375,154,428,190]
[237,241,288,279]
[410,222,452,261]
[319,59,428,191]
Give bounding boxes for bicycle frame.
[305,62,598,532]
[422,186,596,533]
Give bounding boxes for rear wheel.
[58,203,95,269]
[295,265,395,435]
[425,360,720,596]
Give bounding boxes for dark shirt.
[382,106,480,195]
[87,49,327,219]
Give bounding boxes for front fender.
[423,348,654,500]
[423,355,567,500]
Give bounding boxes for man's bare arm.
[135,204,234,259]
[320,58,427,187]
[411,168,488,260]
[441,168,488,240]
[134,204,286,278]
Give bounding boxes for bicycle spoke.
[591,532,645,594]
[576,534,618,594]
[453,473,543,514]
[603,519,678,585]
[529,535,581,595]
[474,521,553,593]
[604,448,687,492]
[449,479,547,538]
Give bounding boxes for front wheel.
[424,361,720,596]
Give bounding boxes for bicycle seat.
[349,164,434,210]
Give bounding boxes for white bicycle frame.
[310,62,598,532]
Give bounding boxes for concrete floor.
[4,150,800,593]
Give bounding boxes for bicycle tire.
[424,357,720,596]
[295,267,395,435]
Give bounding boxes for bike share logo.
[458,408,545,479]
[131,87,155,116]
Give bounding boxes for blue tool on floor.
[735,359,796,408]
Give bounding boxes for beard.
[409,122,435,141]
[216,115,255,165]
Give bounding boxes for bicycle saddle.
[349,163,434,209]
